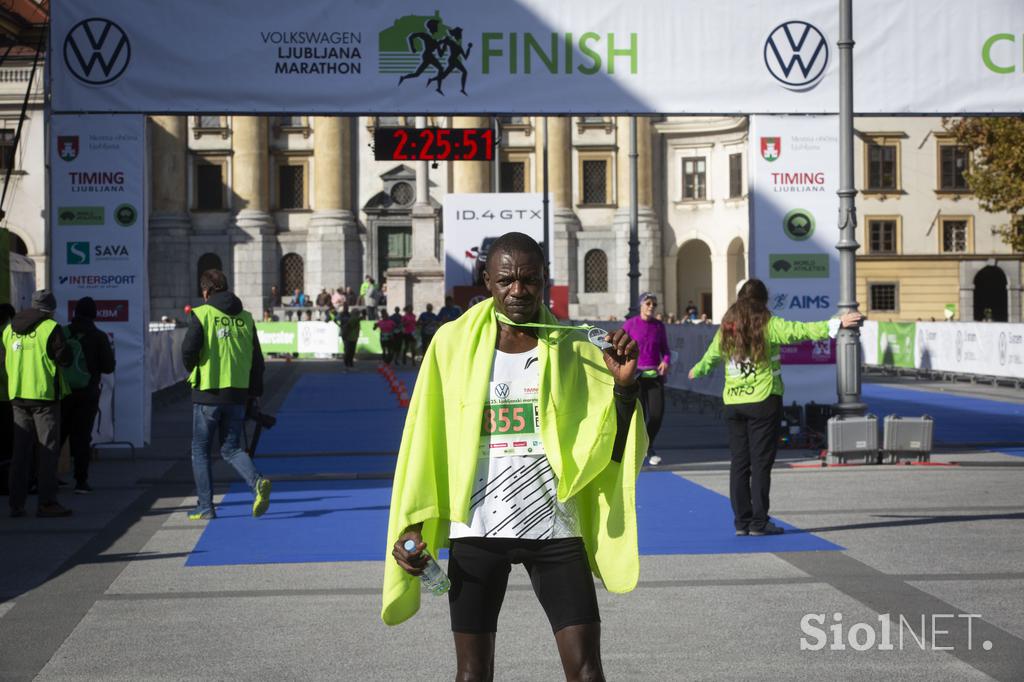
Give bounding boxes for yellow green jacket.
[691,316,835,404]
[381,298,647,625]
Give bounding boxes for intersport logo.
[764,21,829,91]
[63,18,131,85]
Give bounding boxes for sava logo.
[772,293,831,310]
[66,241,130,265]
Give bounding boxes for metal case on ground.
[882,415,933,463]
[826,414,879,464]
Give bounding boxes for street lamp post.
[627,116,640,318]
[835,0,867,416]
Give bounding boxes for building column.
[452,116,491,193]
[711,253,730,322]
[307,116,361,294]
[613,116,660,315]
[148,116,192,320]
[535,116,580,312]
[230,116,277,315]
[386,116,444,312]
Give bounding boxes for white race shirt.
[449,348,580,540]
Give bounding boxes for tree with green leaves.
[943,117,1024,252]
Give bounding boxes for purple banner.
[781,339,836,365]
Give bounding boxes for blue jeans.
[190,403,261,513]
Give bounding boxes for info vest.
[188,305,255,391]
[2,319,69,401]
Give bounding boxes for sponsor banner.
[914,322,1024,379]
[256,321,383,355]
[878,321,916,368]
[442,193,556,289]
[749,115,840,404]
[51,114,148,447]
[50,1,1024,115]
[780,338,836,365]
[297,320,340,355]
[768,253,829,279]
[67,299,130,322]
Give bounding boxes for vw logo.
[999,332,1008,366]
[494,383,510,399]
[764,20,829,90]
[64,18,131,85]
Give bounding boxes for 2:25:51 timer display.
[373,127,494,162]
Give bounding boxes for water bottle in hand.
[403,539,451,595]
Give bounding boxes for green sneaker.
[252,478,272,518]
[188,508,215,521]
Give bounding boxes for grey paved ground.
[1,361,1022,681]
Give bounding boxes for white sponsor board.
[50,114,149,446]
[915,322,1024,380]
[51,1,1024,114]
[442,193,555,289]
[297,321,340,355]
[748,115,839,405]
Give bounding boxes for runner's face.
[485,248,544,324]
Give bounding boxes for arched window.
[196,253,222,296]
[281,253,305,296]
[584,249,608,293]
[8,232,27,255]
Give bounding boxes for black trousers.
[0,401,12,495]
[9,403,61,509]
[60,392,100,485]
[637,376,665,451]
[724,395,782,531]
[342,339,357,367]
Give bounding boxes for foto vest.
[691,316,834,405]
[2,319,69,401]
[188,305,255,391]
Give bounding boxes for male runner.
[383,232,647,681]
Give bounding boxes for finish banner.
[749,115,840,406]
[51,1,1024,114]
[50,115,149,446]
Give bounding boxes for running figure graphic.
[427,26,473,95]
[397,19,445,88]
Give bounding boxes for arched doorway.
[676,240,712,319]
[8,232,27,255]
[974,265,1007,321]
[726,237,746,309]
[196,253,222,296]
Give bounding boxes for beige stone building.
[853,117,1022,322]
[1,101,1020,323]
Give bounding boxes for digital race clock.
[373,127,495,162]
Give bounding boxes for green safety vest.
[188,304,255,391]
[2,319,69,401]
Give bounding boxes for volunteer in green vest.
[2,290,73,518]
[689,279,863,536]
[59,297,115,494]
[181,269,271,521]
[385,232,647,681]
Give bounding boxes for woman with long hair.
[688,279,862,536]
[623,292,670,465]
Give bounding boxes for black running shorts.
[447,536,601,634]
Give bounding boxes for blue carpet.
[863,383,1024,445]
[636,472,843,554]
[257,372,413,454]
[255,455,397,475]
[186,480,393,566]
[996,448,1024,458]
[187,473,841,566]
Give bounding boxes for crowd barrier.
[256,321,383,356]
